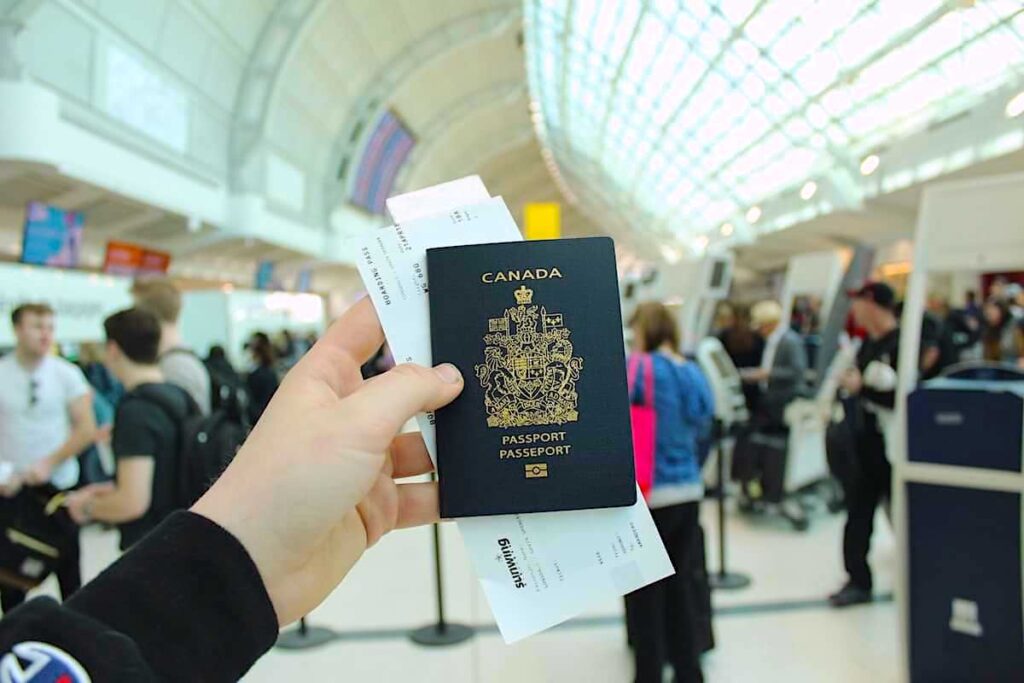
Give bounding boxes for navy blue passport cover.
[427,236,636,518]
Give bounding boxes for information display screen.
[21,201,84,267]
[350,110,415,215]
[709,260,726,289]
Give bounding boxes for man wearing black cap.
[830,282,900,608]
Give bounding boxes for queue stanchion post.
[409,524,473,647]
[276,616,338,650]
[410,512,474,646]
[708,419,752,591]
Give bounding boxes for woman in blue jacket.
[625,302,715,683]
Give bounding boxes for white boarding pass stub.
[353,195,673,643]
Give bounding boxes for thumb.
[339,363,464,451]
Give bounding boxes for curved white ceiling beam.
[445,129,534,188]
[229,0,328,191]
[397,79,526,191]
[320,3,520,223]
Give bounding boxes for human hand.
[0,474,23,499]
[64,482,114,524]
[64,489,95,525]
[23,458,54,486]
[741,367,768,383]
[191,298,464,626]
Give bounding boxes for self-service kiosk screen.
[711,349,734,378]
[709,260,726,289]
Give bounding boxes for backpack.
[0,485,77,591]
[163,347,249,415]
[203,357,251,418]
[131,385,250,508]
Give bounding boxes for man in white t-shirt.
[0,303,96,611]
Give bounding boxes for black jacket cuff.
[0,597,157,682]
[66,511,278,681]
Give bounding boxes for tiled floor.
[35,497,898,682]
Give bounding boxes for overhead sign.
[103,240,171,276]
[524,202,561,240]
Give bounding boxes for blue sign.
[255,260,275,291]
[21,201,84,267]
[296,268,312,293]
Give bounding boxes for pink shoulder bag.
[627,354,656,498]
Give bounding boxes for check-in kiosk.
[649,251,734,353]
[696,337,749,428]
[777,249,846,371]
[895,172,1024,682]
[768,250,849,504]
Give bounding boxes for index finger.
[315,296,385,363]
[298,297,385,395]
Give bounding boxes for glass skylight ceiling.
[524,0,1024,240]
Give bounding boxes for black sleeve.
[112,399,159,461]
[860,386,895,410]
[0,512,278,682]
[248,368,279,418]
[919,316,939,351]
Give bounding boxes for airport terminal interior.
[1,0,1024,681]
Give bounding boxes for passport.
[427,236,636,518]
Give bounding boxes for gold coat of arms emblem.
[475,285,584,428]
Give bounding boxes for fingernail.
[434,363,462,384]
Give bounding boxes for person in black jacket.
[0,298,465,681]
[830,282,900,608]
[245,332,279,423]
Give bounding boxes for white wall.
[178,289,231,362]
[0,262,132,347]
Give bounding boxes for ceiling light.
[694,235,709,250]
[745,206,761,224]
[860,154,880,176]
[720,223,734,237]
[1005,91,1024,119]
[800,181,818,201]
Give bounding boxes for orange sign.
[103,241,171,276]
